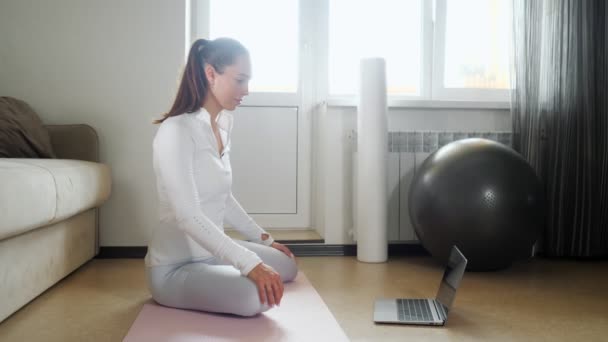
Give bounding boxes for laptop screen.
[435,246,468,312]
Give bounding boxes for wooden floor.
[1,255,607,341]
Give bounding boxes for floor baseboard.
[96,243,428,258]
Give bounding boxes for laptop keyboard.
[397,299,433,322]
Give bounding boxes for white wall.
[0,4,8,94]
[314,106,511,244]
[0,0,187,245]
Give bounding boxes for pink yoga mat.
[123,272,349,342]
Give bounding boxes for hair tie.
[197,38,209,52]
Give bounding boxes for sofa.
[0,98,111,323]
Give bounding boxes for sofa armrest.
[44,124,100,162]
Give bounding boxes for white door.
[229,106,310,228]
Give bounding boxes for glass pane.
[210,0,298,93]
[329,0,422,96]
[444,0,511,89]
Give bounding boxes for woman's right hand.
[247,263,284,306]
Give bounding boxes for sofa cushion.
[0,160,57,239]
[0,97,56,158]
[0,159,111,240]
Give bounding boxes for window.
[433,0,512,101]
[329,0,422,96]
[196,0,513,104]
[208,0,299,93]
[443,0,511,89]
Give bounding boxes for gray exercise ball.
[408,138,545,271]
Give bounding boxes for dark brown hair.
[154,38,249,124]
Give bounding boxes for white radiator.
[353,131,513,242]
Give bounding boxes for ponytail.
[154,39,209,124]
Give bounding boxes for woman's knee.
[273,253,298,282]
[235,301,269,317]
[235,240,298,282]
[232,282,271,317]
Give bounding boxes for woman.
[146,37,298,317]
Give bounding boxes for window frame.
[192,0,511,108]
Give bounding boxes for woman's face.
[206,54,251,111]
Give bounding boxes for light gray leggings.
[146,240,298,317]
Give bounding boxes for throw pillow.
[0,97,56,158]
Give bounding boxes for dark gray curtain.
[511,0,608,257]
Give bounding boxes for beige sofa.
[0,124,111,323]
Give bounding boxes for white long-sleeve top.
[145,108,274,276]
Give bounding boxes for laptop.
[373,245,467,326]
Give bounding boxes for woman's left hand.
[271,242,295,259]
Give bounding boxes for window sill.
[327,97,510,110]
